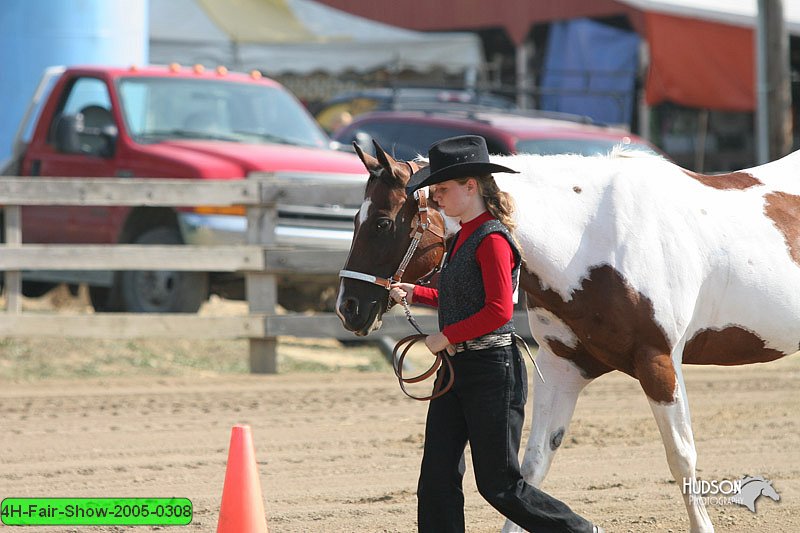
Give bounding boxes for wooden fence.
[0,174,532,373]
[0,175,405,373]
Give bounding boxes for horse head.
[336,141,447,336]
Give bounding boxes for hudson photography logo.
[683,475,781,512]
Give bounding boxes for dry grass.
[0,285,391,381]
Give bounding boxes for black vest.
[438,219,521,335]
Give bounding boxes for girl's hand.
[425,331,456,356]
[389,282,415,304]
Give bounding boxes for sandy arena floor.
[0,354,798,533]
[0,290,798,532]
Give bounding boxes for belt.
[454,332,514,353]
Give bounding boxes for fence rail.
[0,174,368,373]
[1,174,533,373]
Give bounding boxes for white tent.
[148,0,484,75]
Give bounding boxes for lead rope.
[393,297,544,402]
[401,296,424,335]
[391,296,452,401]
[392,333,454,402]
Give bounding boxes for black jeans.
[417,343,593,533]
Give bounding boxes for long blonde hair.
[456,174,521,250]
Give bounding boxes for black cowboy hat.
[406,135,518,193]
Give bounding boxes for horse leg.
[645,360,713,533]
[502,346,592,533]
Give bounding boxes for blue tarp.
[540,18,640,126]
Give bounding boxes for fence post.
[3,206,22,313]
[246,175,279,373]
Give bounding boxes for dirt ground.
[0,290,798,532]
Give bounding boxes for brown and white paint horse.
[336,141,800,533]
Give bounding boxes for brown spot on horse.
[684,326,785,365]
[521,265,677,403]
[683,169,762,190]
[764,191,800,267]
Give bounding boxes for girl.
[390,135,600,533]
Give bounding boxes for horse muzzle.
[336,296,385,336]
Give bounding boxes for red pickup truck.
[1,65,364,313]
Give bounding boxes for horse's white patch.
[334,279,346,323]
[528,307,579,351]
[442,214,460,237]
[358,199,372,225]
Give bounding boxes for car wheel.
[118,226,209,313]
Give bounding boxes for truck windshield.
[117,77,329,148]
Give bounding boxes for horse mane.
[609,144,666,161]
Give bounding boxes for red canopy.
[645,12,755,111]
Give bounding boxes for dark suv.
[332,110,659,160]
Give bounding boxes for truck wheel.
[89,285,121,312]
[22,281,56,298]
[118,227,209,313]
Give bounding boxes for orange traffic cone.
[217,424,268,533]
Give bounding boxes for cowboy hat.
[406,135,518,193]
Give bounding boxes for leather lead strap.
[392,334,455,401]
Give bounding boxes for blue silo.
[0,0,147,164]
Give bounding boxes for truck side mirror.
[53,114,83,154]
[54,112,118,157]
[95,124,118,157]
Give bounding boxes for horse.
[336,140,800,533]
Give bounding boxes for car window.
[339,121,399,156]
[389,123,510,158]
[483,137,509,156]
[389,123,475,160]
[515,138,657,156]
[339,119,513,160]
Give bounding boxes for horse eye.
[376,218,393,233]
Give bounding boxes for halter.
[339,161,446,292]
[338,162,453,401]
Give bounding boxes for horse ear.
[372,140,409,187]
[372,140,397,172]
[352,141,381,173]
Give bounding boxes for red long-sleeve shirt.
[413,211,516,344]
